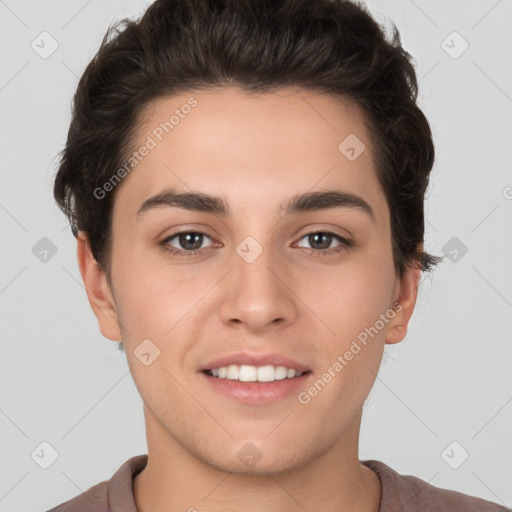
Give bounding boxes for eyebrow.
[136,187,375,221]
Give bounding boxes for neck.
[133,407,381,512]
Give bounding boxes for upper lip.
[200,351,311,373]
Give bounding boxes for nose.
[218,244,298,334]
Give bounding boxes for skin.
[77,87,421,512]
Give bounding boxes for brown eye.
[175,232,204,251]
[306,232,335,250]
[161,231,214,256]
[296,231,353,255]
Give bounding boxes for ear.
[384,262,422,345]
[76,231,123,342]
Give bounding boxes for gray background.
[1,0,511,510]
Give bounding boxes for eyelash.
[159,230,354,258]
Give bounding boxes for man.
[48,0,507,510]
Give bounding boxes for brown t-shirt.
[47,454,509,511]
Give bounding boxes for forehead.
[112,87,388,225]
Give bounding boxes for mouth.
[200,364,313,405]
[203,364,311,382]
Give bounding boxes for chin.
[199,437,312,476]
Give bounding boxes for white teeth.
[239,365,257,382]
[227,364,238,380]
[257,365,274,382]
[207,364,305,382]
[274,366,288,380]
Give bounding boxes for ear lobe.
[76,231,123,342]
[384,264,422,345]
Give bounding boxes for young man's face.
[80,87,419,474]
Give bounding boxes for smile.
[205,364,307,382]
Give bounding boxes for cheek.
[312,256,395,341]
[302,274,390,412]
[111,252,213,343]
[109,249,167,339]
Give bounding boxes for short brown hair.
[54,0,444,283]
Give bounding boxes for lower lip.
[199,371,312,405]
